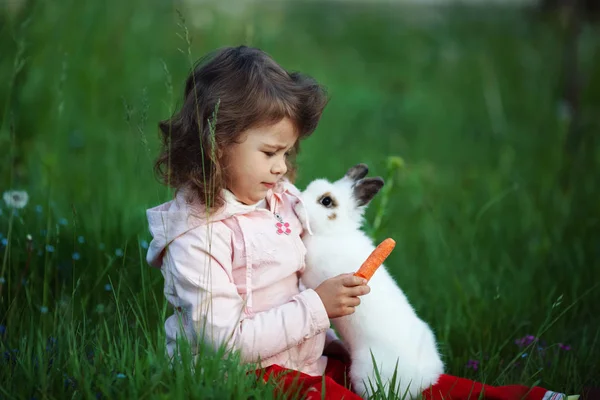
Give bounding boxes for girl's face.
[223,117,298,205]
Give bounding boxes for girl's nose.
[272,157,287,176]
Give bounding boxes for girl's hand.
[314,273,370,319]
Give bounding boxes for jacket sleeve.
[163,222,331,363]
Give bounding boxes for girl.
[146,45,367,399]
[146,46,577,400]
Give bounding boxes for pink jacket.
[146,179,337,376]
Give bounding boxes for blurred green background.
[1,0,599,398]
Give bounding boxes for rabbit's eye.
[317,193,337,208]
[320,196,333,207]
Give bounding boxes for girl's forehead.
[247,117,299,145]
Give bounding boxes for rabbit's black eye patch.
[318,193,337,208]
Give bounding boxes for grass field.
[1,0,599,398]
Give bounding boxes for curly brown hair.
[154,45,329,212]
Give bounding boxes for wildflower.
[521,353,528,358]
[72,252,81,261]
[0,277,5,284]
[46,337,57,352]
[116,373,126,379]
[466,359,479,371]
[557,100,572,122]
[515,334,537,348]
[26,234,32,241]
[1,238,7,246]
[40,306,48,314]
[0,324,6,337]
[58,218,68,226]
[558,343,571,351]
[140,240,149,249]
[59,297,69,308]
[3,190,29,209]
[63,374,76,390]
[35,205,43,213]
[386,156,405,170]
[115,248,123,257]
[104,284,112,292]
[77,236,85,244]
[46,245,55,253]
[537,345,547,357]
[3,348,19,365]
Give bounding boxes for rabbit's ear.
[354,177,384,207]
[345,163,369,182]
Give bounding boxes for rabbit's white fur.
[294,164,444,399]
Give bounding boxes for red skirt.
[255,360,564,400]
[255,357,361,400]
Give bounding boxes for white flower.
[3,190,29,209]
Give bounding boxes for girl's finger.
[347,297,361,307]
[348,285,370,297]
[343,274,367,287]
[344,306,356,315]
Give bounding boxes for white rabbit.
[294,163,444,399]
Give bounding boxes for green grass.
[1,0,599,398]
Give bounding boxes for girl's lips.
[262,182,275,188]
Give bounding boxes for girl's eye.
[264,151,275,157]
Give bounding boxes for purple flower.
[515,334,537,348]
[466,359,479,371]
[558,343,571,351]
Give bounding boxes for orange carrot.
[354,238,396,282]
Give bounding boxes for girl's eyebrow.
[262,143,290,150]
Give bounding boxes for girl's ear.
[353,177,384,207]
